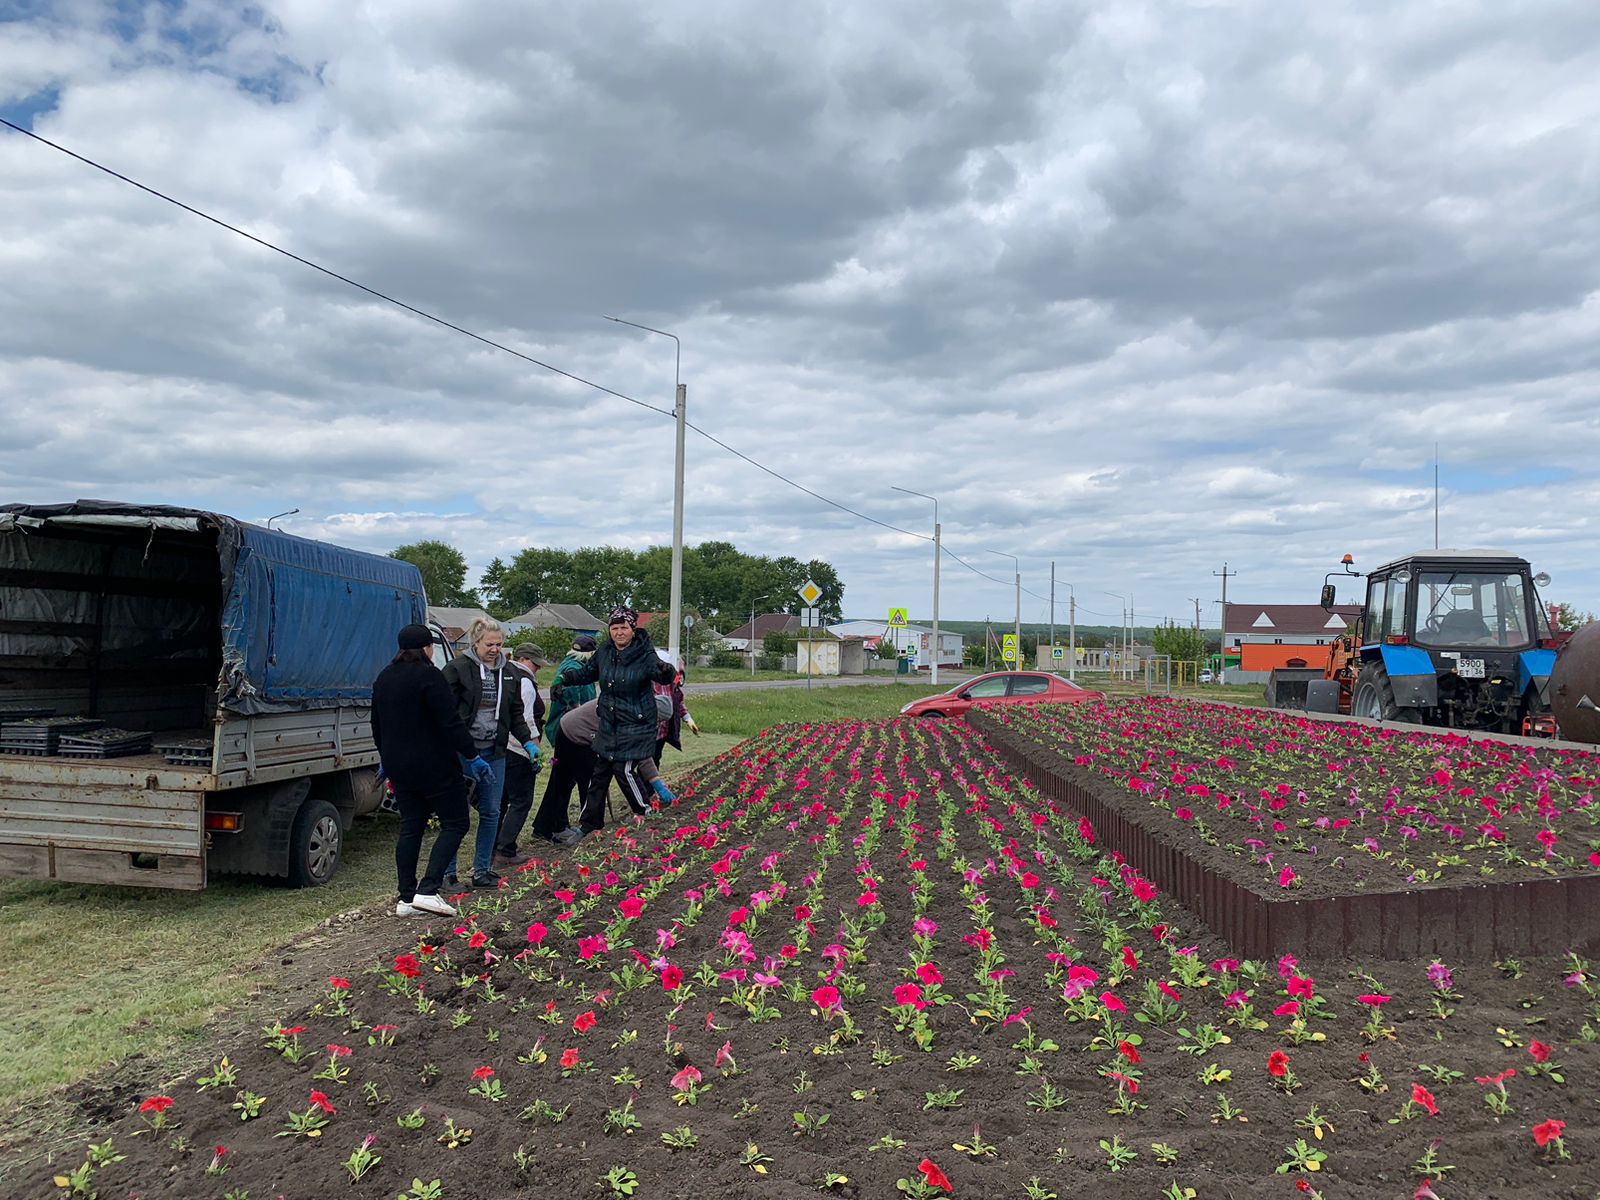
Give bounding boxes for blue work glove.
[468,755,494,784]
[651,779,675,805]
[524,740,540,762]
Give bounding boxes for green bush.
[756,652,783,672]
[709,648,744,669]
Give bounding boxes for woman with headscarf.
[439,617,535,886]
[371,623,481,918]
[551,606,676,843]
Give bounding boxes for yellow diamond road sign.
[798,579,823,606]
[887,607,908,627]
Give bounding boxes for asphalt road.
[684,671,973,695]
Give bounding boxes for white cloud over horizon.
[3,0,1598,630]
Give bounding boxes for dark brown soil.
[19,717,1599,1199]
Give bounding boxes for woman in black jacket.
[552,606,676,842]
[371,623,480,918]
[438,617,535,887]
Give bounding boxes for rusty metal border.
[973,715,1600,960]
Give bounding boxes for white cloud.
[2,0,1598,630]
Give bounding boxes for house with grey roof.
[504,603,606,636]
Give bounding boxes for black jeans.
[394,777,470,900]
[532,731,594,839]
[580,755,652,831]
[498,751,538,856]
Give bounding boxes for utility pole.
[1213,563,1237,674]
[1014,567,1021,677]
[1049,563,1055,669]
[892,486,940,686]
[984,617,991,671]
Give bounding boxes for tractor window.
[1384,578,1407,642]
[1414,570,1533,649]
[1366,577,1388,641]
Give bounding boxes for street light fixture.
[987,550,1021,671]
[749,593,769,678]
[891,486,941,686]
[604,315,686,663]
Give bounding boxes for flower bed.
[44,717,1595,1199]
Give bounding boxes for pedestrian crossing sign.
[888,607,908,627]
[1051,646,1064,659]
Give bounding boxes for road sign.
[887,607,908,627]
[1002,633,1018,663]
[798,579,823,606]
[1051,646,1064,660]
[684,615,696,629]
[800,606,819,626]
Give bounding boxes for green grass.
[684,666,809,683]
[0,679,944,1113]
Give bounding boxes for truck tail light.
[205,812,242,832]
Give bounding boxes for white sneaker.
[395,900,424,917]
[410,893,457,917]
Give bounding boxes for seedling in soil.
[468,1067,504,1102]
[868,1134,908,1152]
[135,1096,175,1135]
[362,1081,388,1110]
[275,1092,335,1139]
[518,1098,570,1124]
[1276,1138,1328,1174]
[435,1117,472,1148]
[953,1125,998,1159]
[793,1069,814,1093]
[1477,1069,1516,1115]
[1198,1062,1232,1085]
[1412,1138,1455,1178]
[51,1161,96,1197]
[1177,1024,1229,1055]
[1417,1063,1463,1087]
[231,1090,267,1122]
[1212,1092,1246,1123]
[740,1142,774,1174]
[945,1052,981,1071]
[1100,1135,1137,1172]
[817,1172,850,1190]
[1295,1105,1335,1140]
[872,1045,905,1068]
[418,1063,440,1085]
[341,1134,381,1181]
[86,1139,124,1169]
[1017,1055,1047,1076]
[603,1097,642,1136]
[399,1177,444,1198]
[1159,1186,1198,1200]
[1023,1178,1058,1199]
[1151,1142,1179,1164]
[793,1109,830,1137]
[735,1098,760,1120]
[661,1125,698,1150]
[196,1056,238,1091]
[610,1066,642,1088]
[924,1087,964,1111]
[1027,1081,1068,1112]
[598,1166,640,1197]
[395,1107,426,1130]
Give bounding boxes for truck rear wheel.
[1353,663,1420,724]
[287,798,342,888]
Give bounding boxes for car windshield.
[1413,570,1533,649]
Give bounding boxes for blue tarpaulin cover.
[0,500,427,715]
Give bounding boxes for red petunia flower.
[1411,1084,1439,1116]
[393,955,421,978]
[1357,993,1391,1006]
[1101,991,1126,1014]
[1267,1051,1291,1078]
[560,1048,580,1070]
[1528,1040,1553,1064]
[1117,1040,1141,1064]
[308,1090,336,1114]
[916,963,943,986]
[467,931,488,949]
[525,922,547,946]
[328,976,350,989]
[661,964,684,991]
[326,1044,352,1057]
[1532,1118,1566,1147]
[918,1159,953,1192]
[472,1066,495,1080]
[138,1095,174,1114]
[573,1010,597,1033]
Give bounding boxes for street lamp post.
[988,550,1021,671]
[749,593,769,678]
[892,486,940,686]
[1048,564,1077,680]
[605,315,685,663]
[1101,590,1128,681]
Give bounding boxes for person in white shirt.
[495,642,548,867]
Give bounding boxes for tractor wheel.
[1352,663,1421,724]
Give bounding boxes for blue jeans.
[450,753,505,877]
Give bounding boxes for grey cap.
[513,644,550,666]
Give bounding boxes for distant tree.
[1151,620,1206,668]
[391,541,477,607]
[505,624,575,664]
[1550,602,1597,632]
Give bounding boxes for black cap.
[573,634,598,652]
[397,623,432,650]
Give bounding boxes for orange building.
[1224,604,1361,677]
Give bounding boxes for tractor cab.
[1344,549,1558,732]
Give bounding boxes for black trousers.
[532,731,594,839]
[394,777,470,900]
[498,751,538,855]
[580,755,652,831]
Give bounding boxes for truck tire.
[1352,663,1420,724]
[287,798,343,888]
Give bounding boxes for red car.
[899,671,1105,719]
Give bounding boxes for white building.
[826,619,963,667]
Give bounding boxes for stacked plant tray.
[0,715,104,756]
[0,702,56,722]
[56,726,154,760]
[154,735,214,767]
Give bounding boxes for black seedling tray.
[155,736,213,767]
[57,727,153,759]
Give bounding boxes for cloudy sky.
[3,0,1598,630]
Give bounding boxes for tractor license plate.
[1457,658,1486,678]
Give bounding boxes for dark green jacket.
[544,651,597,742]
[440,651,532,757]
[556,630,675,761]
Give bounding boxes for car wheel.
[287,798,343,888]
[919,710,945,720]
